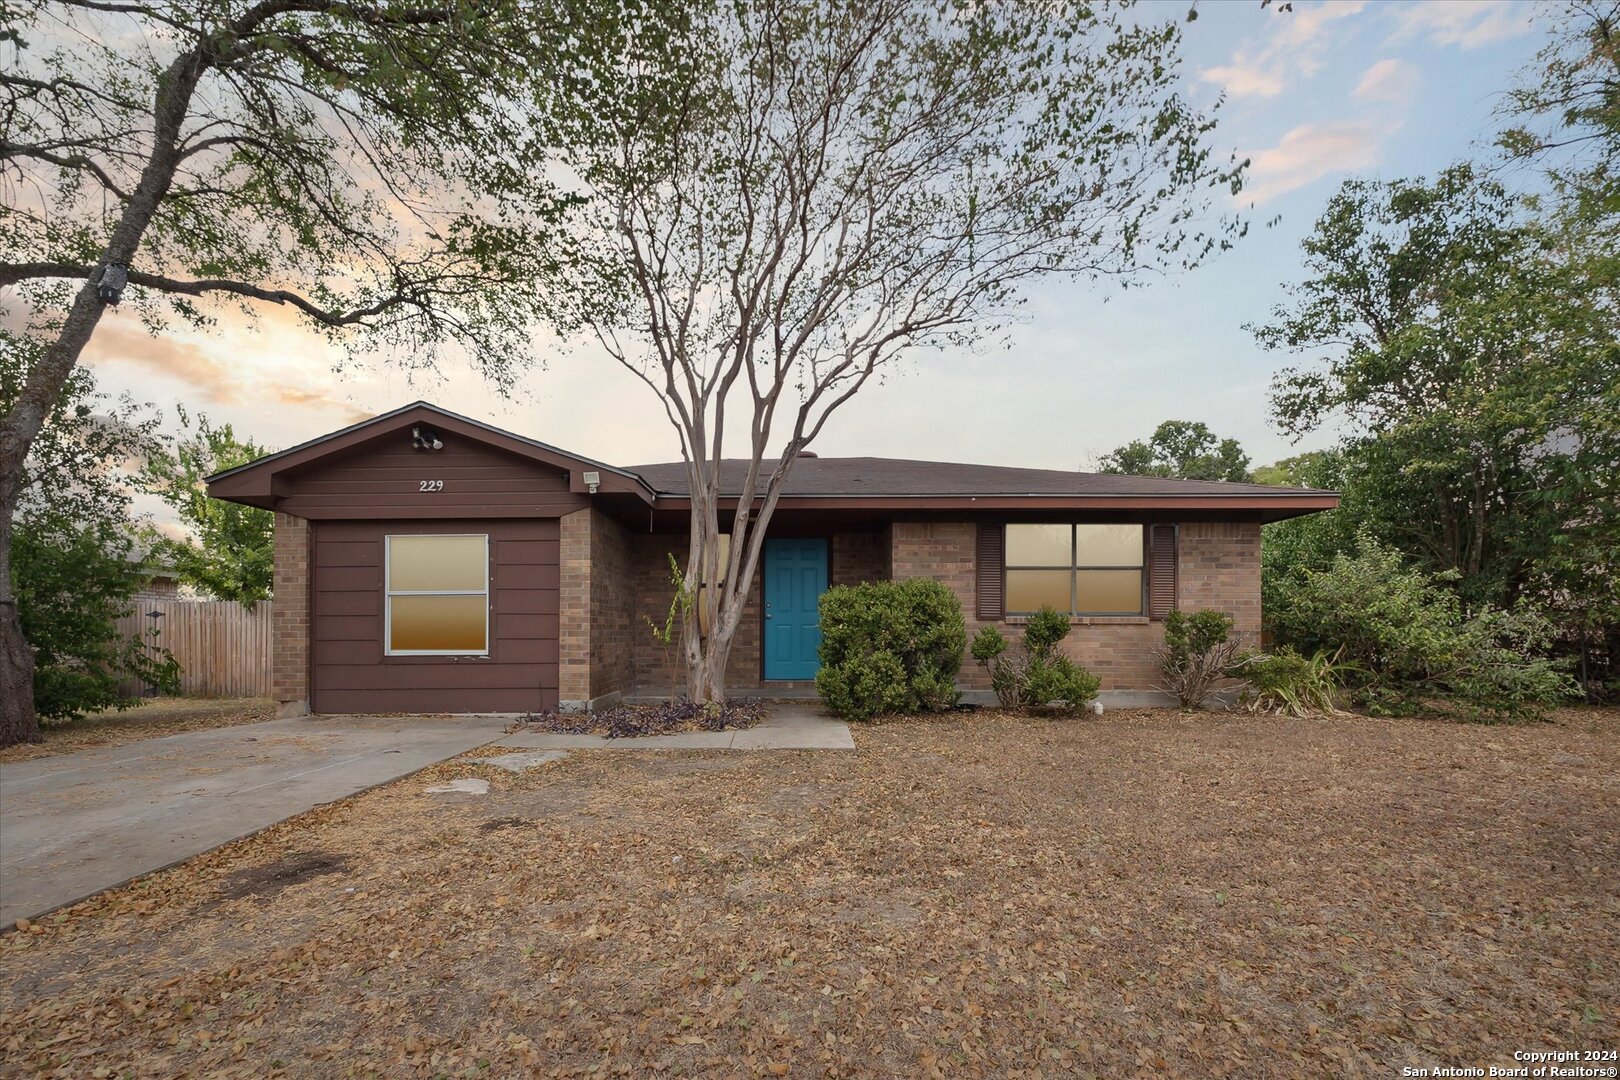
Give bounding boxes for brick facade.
[559,508,638,708]
[558,510,589,704]
[588,510,633,700]
[554,516,1260,701]
[832,528,890,586]
[891,520,1261,693]
[626,529,891,694]
[271,512,310,717]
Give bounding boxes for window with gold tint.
[385,535,489,653]
[1004,524,1143,616]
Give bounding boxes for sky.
[76,0,1550,480]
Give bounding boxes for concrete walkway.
[0,714,507,926]
[497,702,855,751]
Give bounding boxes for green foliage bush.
[1236,647,1353,716]
[1269,536,1576,721]
[971,607,1099,713]
[815,578,965,720]
[15,521,182,721]
[3,350,182,722]
[1155,608,1244,709]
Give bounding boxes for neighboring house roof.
[630,457,1328,499]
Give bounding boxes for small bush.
[1024,652,1100,711]
[1022,606,1072,658]
[1237,647,1353,716]
[972,607,1099,713]
[815,578,965,720]
[1154,608,1244,709]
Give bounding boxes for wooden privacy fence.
[116,599,273,698]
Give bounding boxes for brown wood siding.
[310,519,559,713]
[1147,524,1178,620]
[975,524,1005,620]
[275,433,589,520]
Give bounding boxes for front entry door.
[763,538,829,680]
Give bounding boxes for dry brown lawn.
[0,697,276,764]
[1,707,1616,1078]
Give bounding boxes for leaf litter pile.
[0,697,275,764]
[508,698,766,739]
[2,707,1616,1078]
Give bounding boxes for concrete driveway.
[0,714,506,926]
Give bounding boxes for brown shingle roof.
[627,457,1327,498]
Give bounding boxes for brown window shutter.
[975,524,1004,620]
[1147,524,1178,620]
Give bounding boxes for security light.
[411,426,444,452]
[582,470,601,494]
[97,263,128,305]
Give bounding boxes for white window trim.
[384,533,491,656]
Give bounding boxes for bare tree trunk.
[0,52,204,746]
[0,482,36,745]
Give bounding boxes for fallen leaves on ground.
[508,698,767,738]
[1,706,1616,1078]
[0,698,275,763]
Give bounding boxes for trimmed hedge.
[815,578,966,720]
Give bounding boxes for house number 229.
[419,479,444,492]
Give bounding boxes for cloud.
[1200,1,1367,100]
[1388,0,1531,49]
[1242,119,1389,203]
[1354,58,1419,104]
[82,317,369,423]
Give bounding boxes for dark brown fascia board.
[206,401,656,506]
[651,493,1341,513]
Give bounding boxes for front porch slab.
[494,703,854,751]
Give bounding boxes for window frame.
[1003,524,1146,617]
[383,533,491,657]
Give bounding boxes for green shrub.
[1022,606,1072,660]
[972,607,1099,713]
[1154,609,1244,709]
[1269,536,1576,721]
[1023,652,1100,711]
[815,578,965,720]
[1236,647,1353,716]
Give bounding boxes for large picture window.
[1005,524,1143,616]
[385,534,489,654]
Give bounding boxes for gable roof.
[206,401,657,507]
[630,457,1329,499]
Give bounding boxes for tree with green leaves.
[1097,420,1251,481]
[144,408,273,605]
[2,336,178,724]
[0,0,674,744]
[562,0,1247,703]
[1499,1,1619,245]
[1256,165,1619,692]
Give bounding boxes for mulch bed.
[506,698,767,739]
[1,706,1615,1078]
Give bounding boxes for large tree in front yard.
[561,0,1247,703]
[0,0,662,745]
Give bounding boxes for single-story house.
[206,402,1338,716]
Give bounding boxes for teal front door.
[763,538,829,680]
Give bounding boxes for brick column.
[558,509,592,709]
[271,512,310,717]
[1177,521,1262,645]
